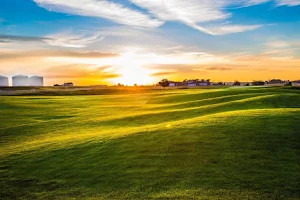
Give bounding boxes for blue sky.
[0,0,300,85]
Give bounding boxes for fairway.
[1,87,300,199]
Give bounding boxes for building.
[169,82,175,87]
[169,81,184,87]
[292,80,300,86]
[185,80,198,87]
[183,79,211,87]
[28,76,44,86]
[12,75,28,86]
[63,82,74,87]
[54,84,63,87]
[0,75,9,87]
[199,79,211,86]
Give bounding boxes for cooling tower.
[29,76,44,86]
[0,75,9,87]
[12,75,28,86]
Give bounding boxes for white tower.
[0,75,9,87]
[12,75,29,86]
[29,76,44,86]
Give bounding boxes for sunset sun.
[114,65,154,86]
[111,54,155,86]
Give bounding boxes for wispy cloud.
[0,31,105,48]
[130,0,264,35]
[0,50,119,61]
[44,31,104,48]
[267,40,291,48]
[32,0,300,35]
[0,35,46,43]
[276,0,300,6]
[192,24,263,35]
[44,64,120,79]
[33,0,163,28]
[150,71,176,77]
[264,39,300,57]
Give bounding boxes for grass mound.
[0,87,300,199]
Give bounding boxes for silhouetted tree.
[159,79,170,89]
[233,81,241,86]
[252,81,265,86]
[245,83,250,86]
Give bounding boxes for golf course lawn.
[0,87,300,199]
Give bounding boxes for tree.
[233,80,241,86]
[159,79,170,89]
[252,81,265,86]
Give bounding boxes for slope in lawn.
[0,87,300,199]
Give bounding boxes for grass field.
[1,87,300,199]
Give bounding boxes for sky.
[0,0,300,86]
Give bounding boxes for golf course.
[0,86,300,199]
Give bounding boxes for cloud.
[44,31,104,48]
[130,0,264,35]
[0,31,107,48]
[267,40,291,48]
[0,35,47,43]
[192,24,262,35]
[32,0,299,36]
[33,0,163,28]
[205,66,233,71]
[44,64,120,79]
[0,50,119,61]
[276,0,300,6]
[246,0,271,6]
[150,71,176,77]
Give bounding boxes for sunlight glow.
[112,53,155,86]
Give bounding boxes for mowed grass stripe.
[1,87,300,199]
[1,93,299,149]
[0,92,280,146]
[0,91,277,136]
[1,108,300,158]
[1,105,300,199]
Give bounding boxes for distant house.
[183,79,211,87]
[169,81,175,87]
[187,80,198,87]
[63,82,74,87]
[169,81,184,87]
[292,80,300,86]
[199,79,211,86]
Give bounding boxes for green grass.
[0,87,300,199]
